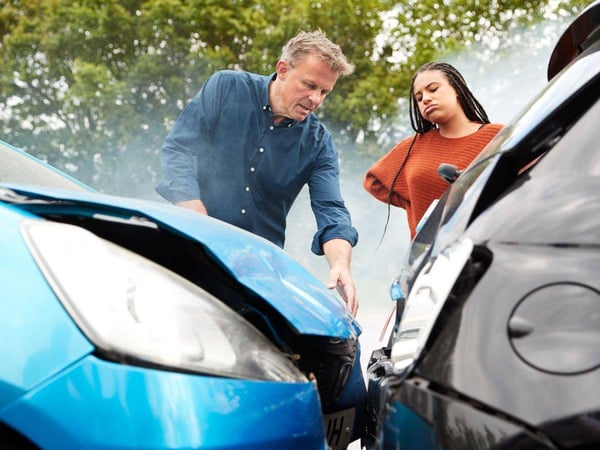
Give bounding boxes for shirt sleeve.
[156,73,222,204]
[308,135,359,255]
[363,138,411,209]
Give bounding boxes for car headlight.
[391,237,474,372]
[21,220,306,383]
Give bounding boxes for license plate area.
[323,407,355,449]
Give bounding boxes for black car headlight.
[21,220,306,382]
[391,237,474,372]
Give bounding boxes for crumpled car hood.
[2,183,360,339]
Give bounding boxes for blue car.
[0,139,367,449]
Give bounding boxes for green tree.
[0,0,589,196]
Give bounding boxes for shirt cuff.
[156,180,201,204]
[311,224,359,255]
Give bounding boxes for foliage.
[0,0,590,195]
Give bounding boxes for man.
[156,30,359,315]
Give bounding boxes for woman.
[363,62,503,239]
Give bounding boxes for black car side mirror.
[438,163,462,184]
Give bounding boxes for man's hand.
[323,239,358,316]
[176,199,208,215]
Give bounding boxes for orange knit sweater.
[364,124,503,238]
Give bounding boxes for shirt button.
[269,125,274,130]
[250,167,255,172]
[241,209,246,214]
[245,186,250,191]
[259,147,265,153]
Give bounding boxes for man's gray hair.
[281,30,354,76]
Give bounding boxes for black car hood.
[466,174,600,246]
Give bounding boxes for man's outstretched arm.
[323,238,358,316]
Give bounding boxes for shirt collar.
[262,72,296,128]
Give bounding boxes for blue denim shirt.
[156,70,358,255]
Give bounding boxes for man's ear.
[276,60,288,80]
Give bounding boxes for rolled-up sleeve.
[156,75,221,204]
[309,138,359,255]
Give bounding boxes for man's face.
[272,54,339,122]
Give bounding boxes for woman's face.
[413,69,461,125]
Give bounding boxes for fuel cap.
[508,283,600,374]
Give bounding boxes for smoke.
[65,16,572,386]
[86,16,572,343]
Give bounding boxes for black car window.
[0,142,88,192]
[481,74,600,201]
[529,97,600,177]
[463,42,600,176]
[499,44,600,158]
[428,55,600,250]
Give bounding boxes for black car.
[366,1,600,449]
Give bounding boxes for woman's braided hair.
[378,62,490,245]
[409,62,490,133]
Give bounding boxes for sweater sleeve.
[363,138,412,209]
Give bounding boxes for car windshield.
[426,44,600,253]
[465,46,600,173]
[0,141,89,192]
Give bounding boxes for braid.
[409,62,490,133]
[377,133,418,248]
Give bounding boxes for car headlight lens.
[21,220,306,382]
[391,237,474,372]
